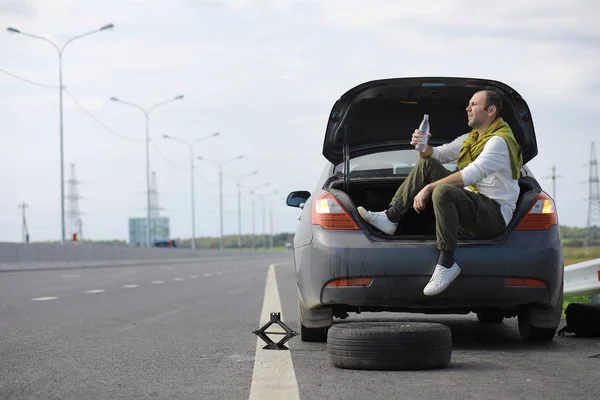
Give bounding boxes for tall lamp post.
[197,155,243,250]
[245,182,270,251]
[224,171,258,249]
[7,23,114,244]
[259,190,278,250]
[163,132,220,249]
[110,95,184,248]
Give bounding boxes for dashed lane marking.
[85,289,106,294]
[123,284,139,288]
[31,297,59,301]
[190,275,199,279]
[173,278,183,281]
[151,281,164,284]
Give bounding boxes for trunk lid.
[322,77,537,166]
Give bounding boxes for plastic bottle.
[416,114,429,152]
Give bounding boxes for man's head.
[466,90,503,131]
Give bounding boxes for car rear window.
[334,150,457,178]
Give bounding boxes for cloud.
[0,0,37,17]
[1,0,599,242]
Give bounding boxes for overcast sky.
[1,0,599,243]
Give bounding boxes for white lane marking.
[85,289,105,294]
[173,278,183,281]
[31,297,59,301]
[151,281,164,284]
[123,284,139,288]
[61,274,81,278]
[190,275,199,279]
[205,273,213,277]
[249,264,300,400]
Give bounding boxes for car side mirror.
[287,191,311,208]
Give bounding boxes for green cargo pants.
[389,157,507,251]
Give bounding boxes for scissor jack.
[252,312,298,350]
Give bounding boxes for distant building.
[128,217,170,248]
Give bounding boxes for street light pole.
[258,190,278,251]
[7,23,114,244]
[246,182,269,251]
[223,171,258,249]
[163,132,219,250]
[198,155,243,250]
[110,95,184,248]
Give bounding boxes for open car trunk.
[326,175,542,242]
[319,77,541,243]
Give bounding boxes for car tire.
[476,310,504,323]
[518,290,563,341]
[298,316,328,342]
[327,322,452,371]
[297,288,332,342]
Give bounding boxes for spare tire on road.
[327,322,452,371]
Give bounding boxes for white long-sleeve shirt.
[431,134,520,226]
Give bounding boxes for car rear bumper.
[295,225,563,311]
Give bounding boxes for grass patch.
[563,246,600,264]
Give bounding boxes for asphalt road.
[1,252,599,400]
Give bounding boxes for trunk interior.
[328,176,541,241]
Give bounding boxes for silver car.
[286,77,563,342]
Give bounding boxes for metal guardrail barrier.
[564,258,600,299]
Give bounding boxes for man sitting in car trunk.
[357,90,523,296]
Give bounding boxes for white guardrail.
[564,258,600,297]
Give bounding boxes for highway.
[1,252,598,399]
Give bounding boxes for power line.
[63,88,144,143]
[149,139,188,170]
[149,139,217,185]
[0,67,61,89]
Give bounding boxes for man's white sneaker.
[423,263,461,296]
[357,206,398,235]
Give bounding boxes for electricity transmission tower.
[148,171,163,244]
[18,201,29,243]
[585,142,600,249]
[67,163,83,242]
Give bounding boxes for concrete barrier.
[0,242,277,272]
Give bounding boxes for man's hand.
[414,172,466,213]
[413,184,434,213]
[410,129,433,158]
[410,129,432,147]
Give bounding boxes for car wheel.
[297,290,331,343]
[476,310,504,323]
[298,316,328,342]
[297,304,329,342]
[327,322,452,371]
[518,290,563,341]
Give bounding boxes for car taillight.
[515,192,558,231]
[311,191,359,230]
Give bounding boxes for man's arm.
[413,136,509,213]
[428,170,465,189]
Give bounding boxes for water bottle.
[416,114,429,152]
